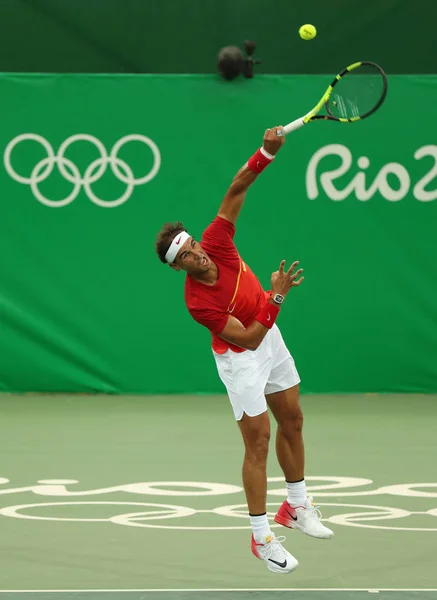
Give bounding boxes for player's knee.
[281,409,304,438]
[293,410,304,433]
[245,429,270,463]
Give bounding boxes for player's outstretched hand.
[263,126,286,156]
[271,260,304,298]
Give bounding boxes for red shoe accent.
[274,500,301,529]
[251,534,262,559]
[251,533,275,558]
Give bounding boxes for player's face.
[175,237,211,274]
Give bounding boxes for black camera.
[217,40,261,81]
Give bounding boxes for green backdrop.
[1,73,436,394]
[0,0,436,74]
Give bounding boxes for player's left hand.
[263,126,286,155]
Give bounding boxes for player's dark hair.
[155,221,187,264]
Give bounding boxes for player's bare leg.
[266,385,305,482]
[238,411,270,514]
[267,385,334,539]
[238,410,298,574]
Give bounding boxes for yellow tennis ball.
[299,24,317,40]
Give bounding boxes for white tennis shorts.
[212,324,300,421]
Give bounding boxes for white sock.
[286,478,307,507]
[249,513,272,543]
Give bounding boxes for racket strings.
[327,64,386,120]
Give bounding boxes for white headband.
[165,231,191,263]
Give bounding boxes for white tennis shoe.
[251,533,299,574]
[274,496,334,539]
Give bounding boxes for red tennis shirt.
[184,216,269,354]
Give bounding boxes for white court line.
[0,589,437,593]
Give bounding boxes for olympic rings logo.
[3,133,161,207]
[1,476,437,532]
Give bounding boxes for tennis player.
[155,126,333,574]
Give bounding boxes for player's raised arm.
[217,126,286,225]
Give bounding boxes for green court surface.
[0,593,436,600]
[0,393,436,600]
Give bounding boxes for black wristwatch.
[271,293,285,305]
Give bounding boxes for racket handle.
[283,118,305,135]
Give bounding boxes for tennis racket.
[283,61,388,135]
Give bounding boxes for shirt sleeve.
[201,216,236,252]
[188,306,228,335]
